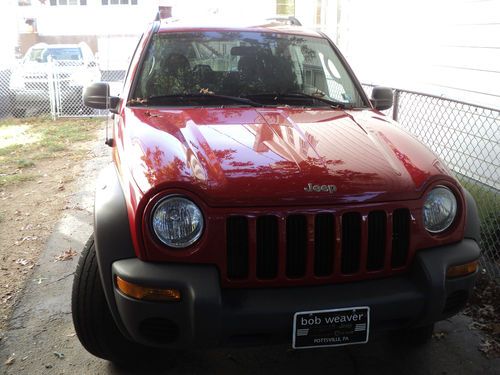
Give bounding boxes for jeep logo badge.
[304,183,337,193]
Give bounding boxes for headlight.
[423,186,457,233]
[151,196,204,248]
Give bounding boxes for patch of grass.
[43,141,67,153]
[0,174,35,187]
[16,159,35,169]
[460,178,500,219]
[0,144,18,157]
[0,117,102,187]
[460,177,500,268]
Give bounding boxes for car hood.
[123,107,453,207]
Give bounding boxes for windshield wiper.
[244,92,353,109]
[140,93,263,107]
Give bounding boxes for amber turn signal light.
[446,260,478,279]
[115,276,181,301]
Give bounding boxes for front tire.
[71,235,161,363]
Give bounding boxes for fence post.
[47,59,57,120]
[392,89,400,122]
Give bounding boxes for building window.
[102,0,138,4]
[276,0,295,16]
[50,0,87,5]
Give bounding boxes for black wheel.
[392,323,435,346]
[71,235,164,364]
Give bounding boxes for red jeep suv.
[72,17,480,363]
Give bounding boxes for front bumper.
[110,239,479,349]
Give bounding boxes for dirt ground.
[465,274,500,358]
[0,117,103,331]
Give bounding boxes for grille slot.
[314,213,335,276]
[256,216,279,279]
[341,212,361,274]
[286,215,308,278]
[226,216,248,279]
[367,211,387,271]
[392,209,411,268]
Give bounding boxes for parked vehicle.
[73,17,480,364]
[9,42,100,117]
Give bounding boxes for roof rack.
[265,16,302,26]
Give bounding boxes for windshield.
[131,31,366,107]
[28,47,83,63]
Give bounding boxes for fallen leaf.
[468,321,487,330]
[34,277,47,284]
[53,351,65,359]
[432,331,447,340]
[15,259,29,266]
[55,248,78,262]
[5,354,15,365]
[478,338,500,358]
[491,323,500,335]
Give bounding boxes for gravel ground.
[1,136,499,375]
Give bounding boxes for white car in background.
[9,42,101,117]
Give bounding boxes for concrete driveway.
[1,139,499,375]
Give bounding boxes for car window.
[27,47,83,62]
[45,48,82,61]
[132,31,365,107]
[27,48,45,62]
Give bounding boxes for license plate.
[292,306,370,349]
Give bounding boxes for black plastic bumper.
[110,239,480,349]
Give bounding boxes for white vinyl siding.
[338,0,500,109]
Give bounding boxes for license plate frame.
[292,306,370,349]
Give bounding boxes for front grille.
[226,208,412,285]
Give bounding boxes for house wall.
[0,0,19,68]
[337,0,500,108]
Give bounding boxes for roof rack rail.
[265,16,302,26]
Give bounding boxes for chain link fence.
[0,60,124,119]
[364,84,500,279]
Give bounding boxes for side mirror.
[370,86,393,111]
[83,82,119,113]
